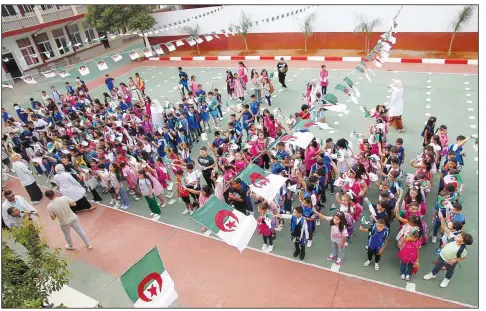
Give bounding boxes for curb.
[148,56,478,65]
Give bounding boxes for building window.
[40,5,55,10]
[82,21,96,43]
[16,38,39,66]
[67,24,83,46]
[52,28,69,55]
[2,5,19,17]
[22,5,34,13]
[34,33,54,59]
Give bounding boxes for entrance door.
[2,53,22,78]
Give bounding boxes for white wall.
[151,5,478,37]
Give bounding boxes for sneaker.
[299,252,305,260]
[150,213,155,216]
[182,208,189,215]
[405,275,411,281]
[65,244,74,250]
[335,258,343,265]
[166,192,174,198]
[219,117,223,121]
[267,245,274,253]
[374,263,380,271]
[306,240,313,248]
[161,202,167,208]
[316,218,321,226]
[431,236,437,243]
[364,260,371,267]
[109,199,116,205]
[423,273,437,280]
[134,197,140,201]
[330,191,336,195]
[153,214,161,221]
[400,274,406,280]
[129,190,135,194]
[31,201,40,205]
[124,204,132,209]
[440,278,450,288]
[293,250,300,257]
[114,202,121,208]
[327,255,337,261]
[262,244,268,251]
[365,245,369,250]
[86,244,93,250]
[345,242,349,247]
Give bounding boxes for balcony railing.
[41,6,75,23]
[2,12,39,32]
[2,5,86,32]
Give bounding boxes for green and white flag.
[343,76,360,98]
[191,196,257,252]
[323,93,340,105]
[355,65,372,83]
[335,84,359,105]
[120,248,178,308]
[238,164,288,202]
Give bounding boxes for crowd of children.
[1,64,474,289]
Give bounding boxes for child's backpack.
[344,212,355,236]
[257,217,272,236]
[269,81,275,94]
[420,218,429,245]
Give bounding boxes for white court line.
[426,86,432,89]
[425,105,431,109]
[6,175,475,308]
[464,81,470,84]
[469,116,476,119]
[406,282,416,292]
[426,91,431,95]
[468,108,474,111]
[466,94,471,97]
[465,88,471,91]
[425,98,431,102]
[331,263,340,272]
[136,65,478,75]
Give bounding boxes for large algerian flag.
[238,164,288,203]
[120,248,178,308]
[355,65,372,83]
[443,174,463,189]
[335,84,359,105]
[191,196,257,252]
[343,76,360,98]
[323,93,340,105]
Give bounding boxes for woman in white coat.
[11,153,43,204]
[51,164,96,213]
[387,79,405,132]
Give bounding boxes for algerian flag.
[186,37,196,46]
[22,75,37,84]
[322,103,347,113]
[59,70,70,78]
[364,108,371,118]
[79,65,90,76]
[343,77,360,98]
[443,174,463,188]
[130,51,141,60]
[323,93,339,105]
[238,164,288,203]
[165,42,176,52]
[43,70,56,78]
[204,34,213,42]
[191,196,257,252]
[211,31,220,38]
[97,60,108,71]
[194,37,203,44]
[175,40,184,47]
[143,49,153,57]
[355,65,371,83]
[335,84,359,105]
[120,248,178,308]
[112,54,123,62]
[437,195,452,210]
[154,45,164,55]
[221,29,229,37]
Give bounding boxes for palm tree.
[183,24,201,55]
[448,5,475,57]
[232,10,252,51]
[301,12,316,52]
[354,16,381,54]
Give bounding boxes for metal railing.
[76,5,87,15]
[41,6,74,23]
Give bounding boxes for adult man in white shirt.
[2,190,38,229]
[11,153,43,204]
[45,189,93,250]
[41,91,51,106]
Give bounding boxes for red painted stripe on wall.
[230,56,245,60]
[325,56,343,61]
[181,56,193,60]
[401,58,423,63]
[444,59,468,65]
[260,56,275,60]
[205,56,218,60]
[291,56,308,60]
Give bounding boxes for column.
[46,30,61,58]
[71,5,78,15]
[77,21,88,46]
[31,35,45,64]
[33,5,44,23]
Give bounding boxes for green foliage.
[1,217,70,308]
[86,5,156,34]
[230,10,252,51]
[354,16,381,54]
[448,5,475,56]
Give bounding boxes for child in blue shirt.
[186,106,200,143]
[249,95,261,123]
[239,104,254,139]
[276,206,310,260]
[199,100,211,132]
[447,135,472,170]
[395,138,405,165]
[449,202,466,225]
[359,219,389,271]
[207,92,220,127]
[270,155,285,175]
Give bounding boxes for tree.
[354,16,381,54]
[300,12,316,52]
[86,5,156,46]
[231,10,252,51]
[448,5,475,57]
[183,24,201,55]
[2,217,70,308]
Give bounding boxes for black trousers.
[90,188,102,202]
[278,72,287,88]
[321,85,327,95]
[294,240,305,255]
[263,235,274,245]
[367,248,382,263]
[202,170,215,189]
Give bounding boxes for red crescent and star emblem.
[304,122,315,128]
[280,135,296,142]
[249,172,270,188]
[214,210,239,232]
[137,272,163,302]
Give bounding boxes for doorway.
[2,53,22,78]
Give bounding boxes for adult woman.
[51,164,95,213]
[387,79,405,133]
[128,76,143,103]
[320,64,329,95]
[150,98,165,130]
[11,153,43,204]
[237,61,249,90]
